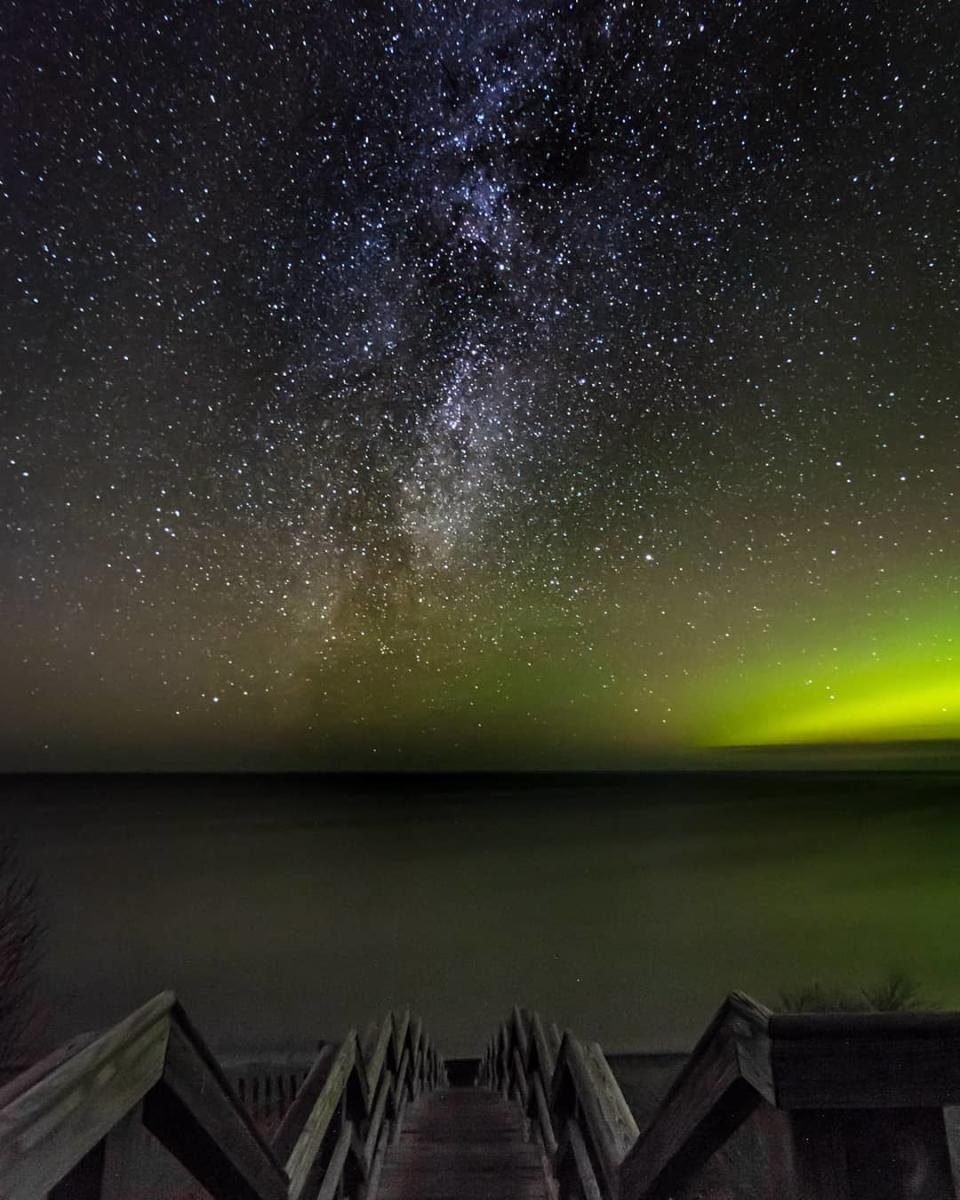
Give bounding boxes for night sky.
[2,2,959,769]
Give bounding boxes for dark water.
[3,771,959,1058]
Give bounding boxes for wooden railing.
[481,996,960,1200]
[224,1058,314,1128]
[0,994,446,1200]
[479,1006,638,1200]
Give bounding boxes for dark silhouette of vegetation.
[0,839,42,1061]
[778,969,928,1014]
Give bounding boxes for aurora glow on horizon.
[2,2,959,770]
[695,594,960,750]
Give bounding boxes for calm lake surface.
[3,771,960,1057]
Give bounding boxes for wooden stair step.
[378,1089,550,1200]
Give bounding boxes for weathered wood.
[513,1007,530,1067]
[485,996,960,1200]
[512,1046,530,1107]
[171,1001,283,1153]
[365,1018,393,1100]
[378,1090,549,1200]
[0,1034,98,1110]
[617,998,763,1200]
[272,1044,336,1161]
[410,1018,423,1068]
[616,994,960,1200]
[343,1055,372,1126]
[392,1010,411,1070]
[530,1012,557,1085]
[143,1016,287,1200]
[395,1046,411,1101]
[316,1119,355,1200]
[285,1033,358,1200]
[563,1119,603,1200]
[584,1043,639,1163]
[499,1023,512,1096]
[531,1074,558,1157]
[728,991,775,1103]
[786,1106,957,1200]
[560,1036,623,1199]
[770,1010,960,1109]
[0,991,174,1200]
[365,1114,391,1200]
[1,995,443,1200]
[364,1067,396,1169]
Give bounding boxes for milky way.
[2,1,959,767]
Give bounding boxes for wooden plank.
[285,1033,358,1200]
[361,1020,380,1064]
[316,1119,354,1200]
[364,1068,395,1171]
[395,1047,411,1102]
[364,1019,393,1101]
[348,1119,370,1192]
[530,1013,557,1087]
[532,1074,558,1157]
[377,1090,548,1200]
[728,992,774,1104]
[409,1026,424,1100]
[773,1010,960,1040]
[512,1047,530,1108]
[344,1055,372,1125]
[169,1001,280,1153]
[497,1023,510,1095]
[391,1097,407,1145]
[561,1119,603,1200]
[0,991,174,1200]
[770,1012,960,1108]
[365,1114,390,1200]
[409,1017,423,1067]
[361,1020,381,1102]
[392,1011,411,1068]
[618,1004,762,1200]
[584,1042,639,1161]
[272,1045,336,1161]
[513,1007,530,1067]
[560,1036,623,1198]
[143,1017,286,1200]
[0,1034,99,1111]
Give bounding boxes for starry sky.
[2,1,959,770]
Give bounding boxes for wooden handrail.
[15,986,960,1200]
[480,1007,638,1200]
[618,991,771,1200]
[481,994,960,1200]
[620,996,960,1199]
[0,996,446,1200]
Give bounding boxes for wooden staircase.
[379,1089,549,1200]
[6,993,960,1199]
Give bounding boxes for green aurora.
[695,596,960,750]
